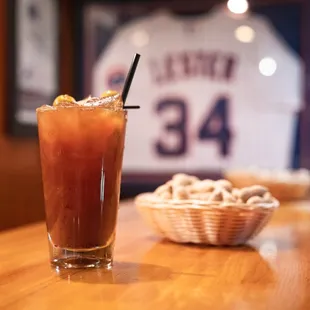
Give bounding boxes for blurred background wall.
[0,0,309,231]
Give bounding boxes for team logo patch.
[106,68,126,90]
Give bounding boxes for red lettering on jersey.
[180,52,192,77]
[223,55,238,81]
[149,51,238,84]
[196,51,205,76]
[166,55,175,82]
[207,52,218,80]
[149,59,163,84]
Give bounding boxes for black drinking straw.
[122,53,141,109]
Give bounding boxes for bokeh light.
[259,57,277,76]
[235,25,255,43]
[227,0,249,14]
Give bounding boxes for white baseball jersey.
[92,7,303,174]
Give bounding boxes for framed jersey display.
[79,1,305,182]
[7,0,60,136]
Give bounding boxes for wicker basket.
[135,193,279,246]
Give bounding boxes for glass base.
[48,238,114,269]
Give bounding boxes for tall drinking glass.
[37,96,127,269]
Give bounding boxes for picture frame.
[7,0,60,137]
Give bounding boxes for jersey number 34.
[155,96,232,157]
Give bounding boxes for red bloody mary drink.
[37,92,126,269]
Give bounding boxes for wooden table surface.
[1,200,310,310]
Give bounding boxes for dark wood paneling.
[59,0,74,94]
[0,138,45,231]
[300,0,310,168]
[0,0,7,135]
[0,0,74,231]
